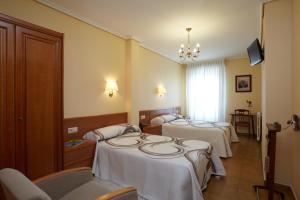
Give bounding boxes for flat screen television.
[247,38,264,66]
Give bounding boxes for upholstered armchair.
[0,167,138,200]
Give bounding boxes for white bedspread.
[162,120,239,158]
[92,135,225,200]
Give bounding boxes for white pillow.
[174,114,184,119]
[84,125,126,141]
[123,124,141,134]
[150,116,165,125]
[161,114,177,122]
[83,124,141,141]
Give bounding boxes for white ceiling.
[39,0,261,63]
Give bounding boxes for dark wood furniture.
[0,13,63,179]
[231,109,254,137]
[253,123,284,200]
[63,113,128,169]
[139,107,181,135]
[64,140,96,169]
[142,125,162,135]
[64,112,128,141]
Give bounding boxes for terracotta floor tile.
[202,135,295,200]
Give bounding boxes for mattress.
[162,119,239,158]
[92,134,225,200]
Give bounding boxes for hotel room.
[0,0,299,200]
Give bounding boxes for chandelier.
[178,28,200,60]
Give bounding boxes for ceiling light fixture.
[178,28,200,61]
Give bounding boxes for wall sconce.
[105,79,118,97]
[157,85,167,97]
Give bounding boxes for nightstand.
[64,140,96,169]
[142,124,162,135]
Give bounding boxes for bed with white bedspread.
[162,119,239,158]
[85,126,225,200]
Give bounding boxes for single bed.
[91,133,225,200]
[139,107,239,158]
[162,119,239,158]
[66,112,226,200]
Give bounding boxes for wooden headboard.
[64,112,127,141]
[139,107,181,125]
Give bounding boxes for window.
[186,60,226,122]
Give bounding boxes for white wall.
[292,0,300,198]
[262,0,293,185]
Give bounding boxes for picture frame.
[235,75,252,92]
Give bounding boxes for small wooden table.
[229,113,256,136]
[140,123,162,135]
[64,140,96,169]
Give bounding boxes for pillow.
[150,116,165,125]
[173,114,184,119]
[161,114,177,122]
[84,125,126,141]
[123,124,141,134]
[83,124,141,141]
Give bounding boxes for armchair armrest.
[34,167,93,200]
[97,187,138,200]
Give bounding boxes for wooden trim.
[33,167,91,184]
[64,112,128,141]
[0,13,63,37]
[0,20,15,169]
[139,107,181,125]
[96,187,137,200]
[274,183,297,199]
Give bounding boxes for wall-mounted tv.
[247,38,264,66]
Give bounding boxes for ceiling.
[38,0,261,63]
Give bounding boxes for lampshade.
[157,85,167,97]
[105,80,118,97]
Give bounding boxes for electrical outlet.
[68,127,78,134]
[140,115,146,120]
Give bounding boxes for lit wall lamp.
[157,85,167,97]
[105,79,118,97]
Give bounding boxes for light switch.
[68,127,78,134]
[140,115,146,120]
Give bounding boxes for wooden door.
[15,26,63,179]
[0,20,15,169]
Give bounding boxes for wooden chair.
[234,109,252,137]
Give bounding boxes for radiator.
[257,112,262,141]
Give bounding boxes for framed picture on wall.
[235,75,252,92]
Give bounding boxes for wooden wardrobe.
[0,13,63,179]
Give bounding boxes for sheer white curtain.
[186,60,226,122]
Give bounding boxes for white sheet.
[162,119,239,158]
[92,135,225,200]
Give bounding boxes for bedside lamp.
[105,80,118,97]
[157,85,167,97]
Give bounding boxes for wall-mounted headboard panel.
[139,107,181,125]
[64,112,127,141]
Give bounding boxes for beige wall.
[262,0,293,187]
[292,0,300,198]
[225,58,261,121]
[127,44,185,125]
[0,0,127,118]
[0,0,185,121]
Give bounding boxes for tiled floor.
[203,135,295,200]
